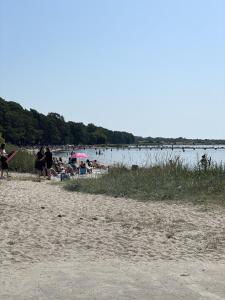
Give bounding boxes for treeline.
[0,97,135,146]
[137,136,225,145]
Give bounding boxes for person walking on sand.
[0,143,9,179]
[44,147,53,180]
[35,147,45,178]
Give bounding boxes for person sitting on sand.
[91,160,107,169]
[64,164,76,175]
[49,167,58,177]
[86,159,92,167]
[50,165,73,178]
[0,143,9,179]
[48,158,63,178]
[52,157,61,173]
[79,161,86,169]
[58,158,76,175]
[79,161,90,175]
[69,157,79,173]
[83,160,93,173]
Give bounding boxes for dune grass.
[64,159,225,205]
[6,144,35,173]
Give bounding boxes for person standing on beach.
[200,154,208,171]
[44,147,53,180]
[35,147,45,178]
[0,143,9,179]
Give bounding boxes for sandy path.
[1,260,225,300]
[0,177,225,299]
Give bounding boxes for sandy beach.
[1,175,225,299]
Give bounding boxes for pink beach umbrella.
[71,152,88,159]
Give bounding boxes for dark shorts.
[1,156,8,170]
[46,161,53,169]
[35,160,44,171]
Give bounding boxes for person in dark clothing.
[35,147,45,177]
[45,147,53,180]
[200,154,212,171]
[0,143,9,179]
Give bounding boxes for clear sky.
[0,0,225,139]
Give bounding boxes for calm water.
[55,145,225,168]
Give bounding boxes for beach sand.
[0,174,225,299]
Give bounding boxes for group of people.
[35,147,107,180]
[35,147,53,179]
[50,157,92,178]
[1,143,107,180]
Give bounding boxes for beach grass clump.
[6,144,35,173]
[64,158,225,205]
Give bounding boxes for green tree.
[0,97,136,146]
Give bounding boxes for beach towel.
[6,150,17,162]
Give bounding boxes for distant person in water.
[35,147,45,177]
[45,147,53,180]
[0,143,9,179]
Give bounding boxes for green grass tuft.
[6,145,35,173]
[64,159,225,205]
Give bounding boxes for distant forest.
[0,97,224,146]
[137,136,225,145]
[0,97,135,145]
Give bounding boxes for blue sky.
[0,0,225,139]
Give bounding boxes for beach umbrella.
[71,152,88,159]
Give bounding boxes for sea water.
[54,145,225,168]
